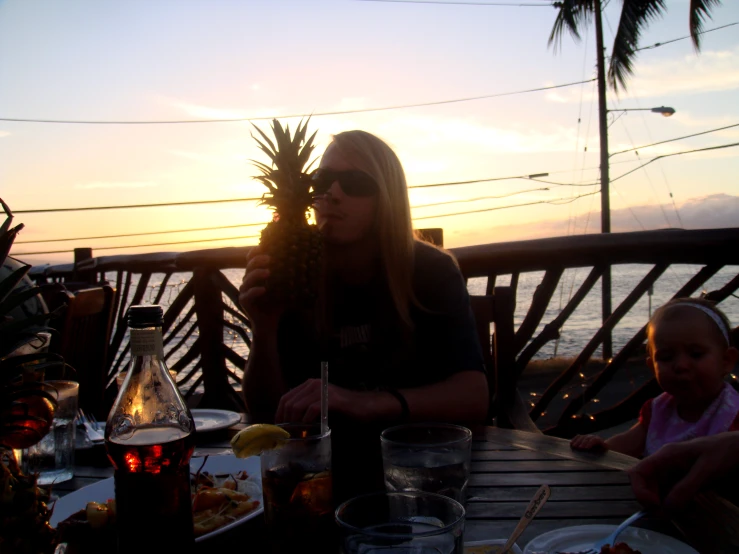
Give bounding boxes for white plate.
[523,524,698,554]
[465,538,523,553]
[191,409,241,432]
[50,455,263,542]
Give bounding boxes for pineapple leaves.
[0,286,50,318]
[0,264,30,306]
[250,124,277,158]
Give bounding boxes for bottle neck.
[130,326,164,359]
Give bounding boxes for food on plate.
[230,423,290,458]
[600,543,642,554]
[55,500,117,554]
[53,463,261,548]
[190,469,261,537]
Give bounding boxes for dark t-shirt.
[277,240,485,391]
[275,240,486,504]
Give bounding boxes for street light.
[597,104,676,358]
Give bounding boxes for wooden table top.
[53,423,700,553]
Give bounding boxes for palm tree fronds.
[549,0,596,51]
[608,0,667,92]
[689,0,721,49]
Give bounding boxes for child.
[571,297,739,458]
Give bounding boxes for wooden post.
[418,228,444,247]
[73,247,95,286]
[192,268,240,410]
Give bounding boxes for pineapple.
[0,198,66,554]
[251,118,323,308]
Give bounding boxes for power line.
[15,221,270,244]
[14,191,599,255]
[528,177,598,187]
[14,196,264,214]
[408,172,552,189]
[0,79,595,124]
[609,122,739,158]
[636,22,739,51]
[12,173,598,214]
[18,188,549,244]
[414,190,599,220]
[611,142,739,183]
[412,187,549,208]
[356,0,555,6]
[13,233,262,257]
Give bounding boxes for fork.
[77,409,105,442]
[557,510,646,554]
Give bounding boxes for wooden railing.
[28,227,739,436]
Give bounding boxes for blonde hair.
[330,130,417,328]
[648,297,733,352]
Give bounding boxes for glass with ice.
[381,423,472,505]
[21,380,79,485]
[261,423,333,554]
[335,490,465,554]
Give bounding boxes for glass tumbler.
[336,490,465,554]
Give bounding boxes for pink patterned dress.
[641,383,739,457]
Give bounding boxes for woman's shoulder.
[413,239,460,271]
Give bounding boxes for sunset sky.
[2,0,738,265]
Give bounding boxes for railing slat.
[514,267,564,351]
[533,264,668,422]
[515,266,604,379]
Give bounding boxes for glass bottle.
[105,305,196,553]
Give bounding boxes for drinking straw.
[320,361,329,435]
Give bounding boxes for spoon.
[500,484,551,553]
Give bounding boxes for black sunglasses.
[311,168,378,197]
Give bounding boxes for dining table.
[52,417,735,553]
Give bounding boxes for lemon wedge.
[230,424,290,458]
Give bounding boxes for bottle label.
[130,329,164,357]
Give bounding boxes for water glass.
[336,490,465,554]
[21,380,79,485]
[261,423,334,554]
[381,423,472,505]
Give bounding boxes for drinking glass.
[261,423,333,554]
[21,380,79,485]
[336,490,465,554]
[380,423,472,505]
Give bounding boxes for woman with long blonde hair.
[239,129,488,500]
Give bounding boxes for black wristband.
[381,387,410,422]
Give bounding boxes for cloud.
[74,181,157,190]
[462,193,739,245]
[546,46,739,104]
[0,131,10,138]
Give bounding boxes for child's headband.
[667,302,730,345]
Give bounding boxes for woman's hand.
[570,434,609,452]
[238,246,283,332]
[628,432,739,511]
[275,379,374,424]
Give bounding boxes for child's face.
[648,315,738,406]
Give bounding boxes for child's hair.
[647,297,732,351]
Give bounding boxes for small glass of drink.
[380,423,472,505]
[335,490,465,554]
[21,380,79,485]
[261,423,333,554]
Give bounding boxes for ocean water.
[107,263,739,394]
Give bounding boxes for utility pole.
[594,0,613,360]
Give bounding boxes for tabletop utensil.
[501,484,550,553]
[555,510,646,554]
[77,408,104,443]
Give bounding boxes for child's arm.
[570,421,647,458]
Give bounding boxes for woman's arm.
[239,248,287,423]
[242,328,286,423]
[275,370,489,425]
